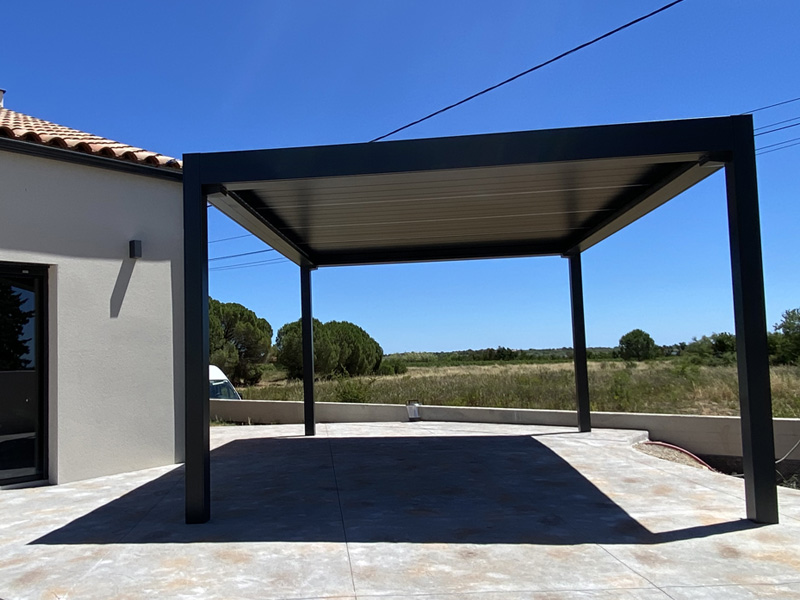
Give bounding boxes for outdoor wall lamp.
[407,401,421,422]
[129,240,142,259]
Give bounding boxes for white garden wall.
[210,399,800,461]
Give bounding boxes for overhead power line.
[757,135,800,151]
[208,234,253,244]
[754,115,800,131]
[756,135,800,155]
[758,141,800,156]
[754,122,800,137]
[209,257,288,272]
[744,96,800,115]
[209,248,275,262]
[369,0,686,143]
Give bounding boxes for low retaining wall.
[210,399,800,461]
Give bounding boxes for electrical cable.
[209,258,286,271]
[209,234,252,244]
[744,96,800,115]
[209,248,276,262]
[754,115,800,131]
[756,135,800,152]
[775,438,800,465]
[369,0,687,143]
[754,122,800,137]
[209,257,288,271]
[757,140,800,156]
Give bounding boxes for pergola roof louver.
[200,119,728,266]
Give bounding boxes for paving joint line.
[60,464,184,597]
[597,542,668,596]
[661,580,800,590]
[325,423,359,599]
[354,584,666,598]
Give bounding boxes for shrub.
[710,332,736,355]
[333,376,374,403]
[773,308,800,365]
[618,329,656,361]
[683,332,737,366]
[377,362,395,376]
[389,359,408,374]
[377,358,408,376]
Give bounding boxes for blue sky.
[4,1,799,352]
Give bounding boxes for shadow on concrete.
[32,435,760,545]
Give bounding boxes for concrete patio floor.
[2,422,800,599]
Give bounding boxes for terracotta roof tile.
[0,107,182,170]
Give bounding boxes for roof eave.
[0,136,183,182]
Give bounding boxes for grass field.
[238,361,800,418]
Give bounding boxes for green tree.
[275,319,384,379]
[209,298,273,385]
[683,332,737,366]
[0,282,34,370]
[767,331,782,361]
[326,321,383,376]
[618,329,656,361]
[274,319,340,378]
[773,308,800,365]
[710,332,736,355]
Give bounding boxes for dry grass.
[398,361,643,378]
[238,361,800,418]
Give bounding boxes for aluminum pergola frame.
[183,115,778,525]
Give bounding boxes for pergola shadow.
[32,434,759,546]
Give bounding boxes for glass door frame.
[0,261,48,486]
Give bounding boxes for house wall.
[0,149,184,483]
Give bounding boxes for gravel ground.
[634,441,712,470]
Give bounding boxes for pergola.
[183,115,778,526]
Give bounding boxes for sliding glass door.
[0,263,47,485]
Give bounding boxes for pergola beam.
[316,241,563,268]
[208,189,315,267]
[189,118,736,187]
[565,161,719,255]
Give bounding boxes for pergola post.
[567,253,591,432]
[183,157,210,524]
[725,119,778,524]
[301,264,316,436]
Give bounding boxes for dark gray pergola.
[183,115,777,525]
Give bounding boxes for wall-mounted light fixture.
[406,400,421,422]
[129,240,142,259]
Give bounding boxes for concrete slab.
[1,422,799,599]
[662,583,800,599]
[367,592,671,600]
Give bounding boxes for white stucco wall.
[0,149,184,483]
